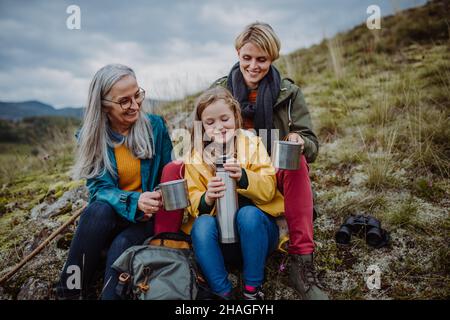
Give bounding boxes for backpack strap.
[116,272,133,299]
[146,232,192,249]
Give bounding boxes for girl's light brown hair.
[235,22,281,61]
[190,86,243,170]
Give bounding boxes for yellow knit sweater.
[114,144,142,192]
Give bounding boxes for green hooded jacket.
[212,76,319,163]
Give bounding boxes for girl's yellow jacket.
[181,130,285,235]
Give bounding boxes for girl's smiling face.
[200,99,236,144]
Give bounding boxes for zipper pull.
[137,267,151,293]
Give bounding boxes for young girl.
[180,86,284,300]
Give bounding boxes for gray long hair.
[72,64,154,180]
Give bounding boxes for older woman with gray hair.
[57,64,176,300]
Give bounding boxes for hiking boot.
[289,254,329,300]
[242,286,265,300]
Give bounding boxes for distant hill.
[0,101,84,120]
[0,98,170,121]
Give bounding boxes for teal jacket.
[86,114,173,223]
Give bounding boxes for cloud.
[199,2,287,29]
[135,38,236,100]
[0,67,87,107]
[0,0,427,108]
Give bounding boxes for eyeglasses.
[102,87,146,110]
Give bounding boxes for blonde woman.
[212,22,328,300]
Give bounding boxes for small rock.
[30,185,88,220]
[273,284,300,300]
[0,286,12,300]
[228,273,239,288]
[5,202,18,211]
[17,278,50,300]
[30,202,48,220]
[24,228,52,254]
[74,199,87,210]
[56,232,74,250]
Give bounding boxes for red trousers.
[276,155,314,255]
[154,156,314,255]
[153,161,186,235]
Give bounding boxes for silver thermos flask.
[215,156,239,243]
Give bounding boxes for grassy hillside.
[0,0,448,299]
[0,117,80,186]
[270,0,450,299]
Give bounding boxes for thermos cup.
[215,156,239,243]
[154,179,190,211]
[272,140,302,170]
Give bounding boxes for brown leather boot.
[289,254,329,300]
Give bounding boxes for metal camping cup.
[272,140,302,170]
[154,179,190,211]
[215,156,239,244]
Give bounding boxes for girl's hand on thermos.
[223,158,242,180]
[205,176,226,206]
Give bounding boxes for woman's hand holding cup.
[138,191,162,220]
[287,132,305,153]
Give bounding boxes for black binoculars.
[335,215,389,248]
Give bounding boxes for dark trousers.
[57,201,154,300]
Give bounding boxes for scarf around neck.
[226,62,281,154]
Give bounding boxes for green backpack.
[112,232,204,300]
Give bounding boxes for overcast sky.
[0,0,426,108]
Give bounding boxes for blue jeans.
[56,201,154,300]
[191,206,279,296]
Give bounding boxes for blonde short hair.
[235,22,281,61]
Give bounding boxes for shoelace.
[243,288,265,300]
[299,261,324,292]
